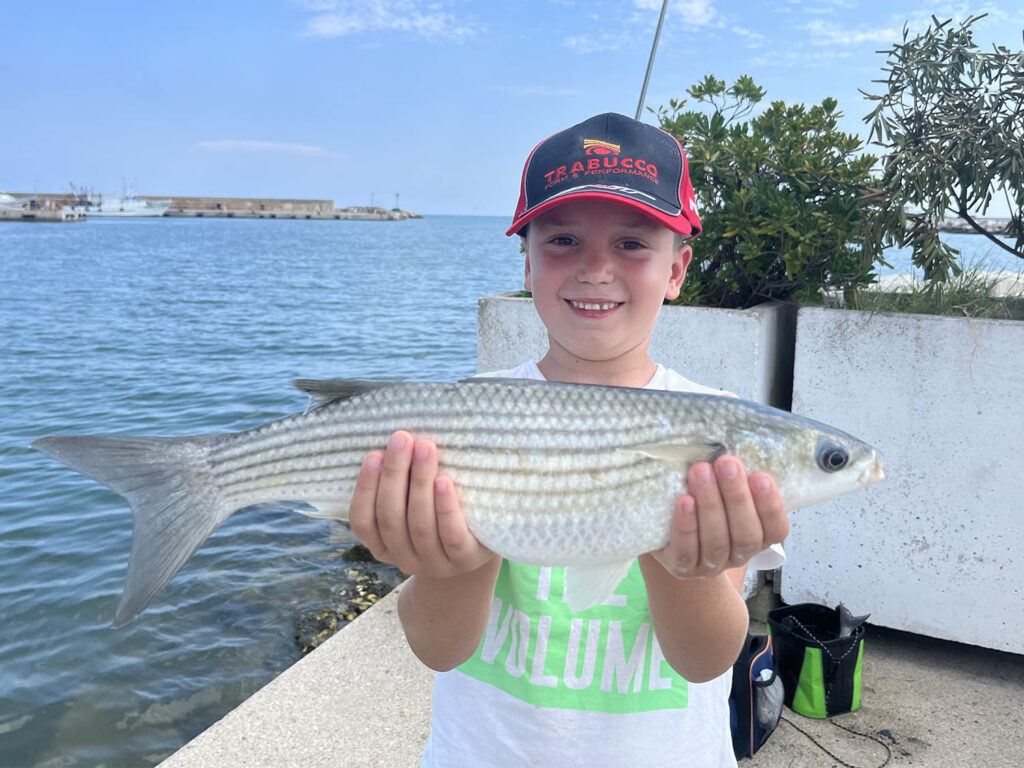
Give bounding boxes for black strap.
[779,715,893,768]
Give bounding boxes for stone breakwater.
[158,197,423,221]
[7,192,422,221]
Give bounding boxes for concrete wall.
[784,307,1024,653]
[477,294,794,406]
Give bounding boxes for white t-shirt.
[420,362,785,768]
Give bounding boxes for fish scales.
[211,384,675,519]
[212,383,658,490]
[209,384,683,567]
[32,378,884,623]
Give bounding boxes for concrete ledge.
[158,585,435,768]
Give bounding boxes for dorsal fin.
[291,379,394,411]
[457,376,534,385]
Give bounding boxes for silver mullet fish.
[33,378,884,625]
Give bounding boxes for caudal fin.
[32,433,232,627]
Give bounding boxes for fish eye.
[817,441,850,473]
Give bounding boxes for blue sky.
[2,1,1021,216]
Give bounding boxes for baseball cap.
[507,112,701,239]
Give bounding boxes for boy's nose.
[576,249,614,283]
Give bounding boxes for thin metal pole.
[636,0,670,120]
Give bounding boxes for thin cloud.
[563,31,635,53]
[732,26,766,48]
[901,3,1024,36]
[300,0,479,42]
[799,19,903,47]
[565,0,721,53]
[193,140,344,160]
[632,0,718,26]
[748,48,856,68]
[670,0,719,28]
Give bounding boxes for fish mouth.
[859,452,886,487]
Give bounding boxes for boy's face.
[522,200,691,373]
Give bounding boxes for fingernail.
[366,453,382,471]
[717,460,738,479]
[414,441,430,462]
[751,474,772,494]
[388,433,406,452]
[693,464,713,485]
[435,477,450,495]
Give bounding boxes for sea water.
[0,216,524,768]
[0,217,1020,767]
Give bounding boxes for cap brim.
[505,189,698,238]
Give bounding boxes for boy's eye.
[548,235,576,246]
[620,240,646,250]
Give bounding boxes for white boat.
[76,187,170,217]
[0,190,25,210]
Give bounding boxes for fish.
[32,378,884,625]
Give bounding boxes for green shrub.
[656,76,884,308]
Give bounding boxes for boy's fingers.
[435,476,490,570]
[750,472,789,545]
[373,431,415,557]
[349,451,386,556]
[713,456,764,564]
[689,461,730,571]
[406,439,444,562]
[660,494,699,575]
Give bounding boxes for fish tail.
[32,433,231,627]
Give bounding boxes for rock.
[340,543,377,562]
[294,561,404,654]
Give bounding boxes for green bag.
[767,603,868,719]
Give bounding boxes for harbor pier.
[5,191,422,221]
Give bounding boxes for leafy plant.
[655,76,883,308]
[862,14,1024,279]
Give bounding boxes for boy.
[349,113,788,767]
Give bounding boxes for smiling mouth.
[568,300,621,311]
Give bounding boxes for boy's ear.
[522,238,532,292]
[664,244,692,301]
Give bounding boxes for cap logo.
[583,139,620,156]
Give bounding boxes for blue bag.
[729,633,784,760]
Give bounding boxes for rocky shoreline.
[294,544,405,654]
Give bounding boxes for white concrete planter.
[784,306,1024,653]
[477,294,795,406]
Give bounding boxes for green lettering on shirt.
[458,560,689,713]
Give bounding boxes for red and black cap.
[507,112,701,239]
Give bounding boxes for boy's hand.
[652,455,789,580]
[349,431,497,578]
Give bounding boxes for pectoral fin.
[564,560,635,612]
[631,440,727,472]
